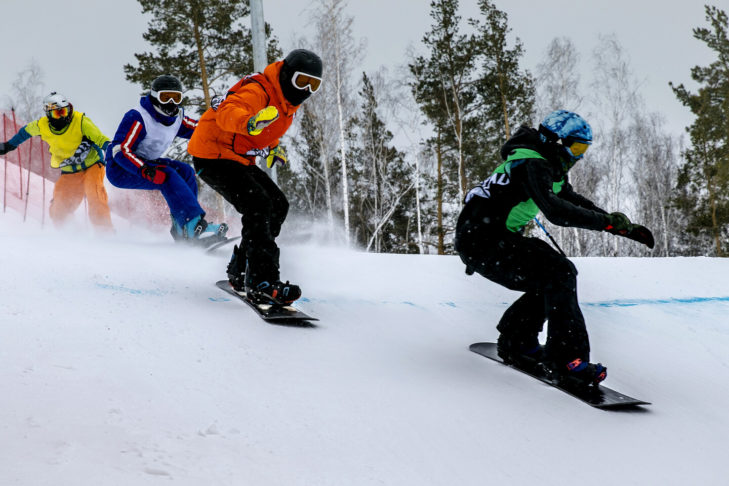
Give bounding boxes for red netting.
[0,110,194,231]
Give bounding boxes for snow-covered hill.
[1,214,728,485]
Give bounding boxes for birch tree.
[302,0,361,243]
[349,72,415,252]
[4,60,45,124]
[631,112,681,256]
[534,37,591,255]
[588,35,641,256]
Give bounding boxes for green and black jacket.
[458,126,610,240]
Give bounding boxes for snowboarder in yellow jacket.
[0,92,113,231]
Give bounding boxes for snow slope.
[1,214,728,485]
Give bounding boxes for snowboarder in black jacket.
[456,110,652,387]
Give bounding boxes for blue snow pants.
[106,157,204,225]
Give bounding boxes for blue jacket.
[107,95,198,174]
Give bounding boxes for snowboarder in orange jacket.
[188,49,322,305]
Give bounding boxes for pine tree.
[410,0,480,205]
[670,5,729,256]
[349,73,415,252]
[409,0,480,254]
[124,0,280,113]
[469,0,535,177]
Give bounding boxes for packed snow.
[1,211,728,485]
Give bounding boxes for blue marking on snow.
[209,297,231,302]
[95,283,167,296]
[584,296,729,308]
[282,296,729,309]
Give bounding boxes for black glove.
[604,212,631,232]
[0,142,17,156]
[604,212,655,249]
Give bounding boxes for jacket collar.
[260,61,297,117]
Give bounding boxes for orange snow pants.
[49,163,113,231]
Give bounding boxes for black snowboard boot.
[246,279,302,305]
[497,333,545,372]
[227,245,247,291]
[557,358,607,388]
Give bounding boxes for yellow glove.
[266,145,287,168]
[247,106,279,136]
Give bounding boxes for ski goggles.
[291,72,322,93]
[152,90,183,104]
[47,106,70,119]
[566,140,590,158]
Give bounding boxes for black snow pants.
[193,157,288,284]
[455,223,591,366]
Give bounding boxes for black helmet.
[279,49,323,106]
[150,74,184,117]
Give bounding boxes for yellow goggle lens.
[569,141,589,157]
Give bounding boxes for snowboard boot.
[202,221,228,237]
[246,279,302,305]
[558,358,607,388]
[227,245,247,292]
[181,215,229,240]
[497,333,545,373]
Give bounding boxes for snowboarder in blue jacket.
[106,74,226,240]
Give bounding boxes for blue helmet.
[539,110,593,166]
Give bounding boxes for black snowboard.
[182,233,230,249]
[469,342,650,409]
[215,280,317,325]
[205,236,242,253]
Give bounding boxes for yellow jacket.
[23,111,110,173]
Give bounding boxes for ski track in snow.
[1,215,729,485]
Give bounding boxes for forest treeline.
[8,1,728,257]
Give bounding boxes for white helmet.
[43,91,70,112]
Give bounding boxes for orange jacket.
[188,61,299,165]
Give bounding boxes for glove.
[141,164,167,184]
[266,145,287,168]
[0,142,17,156]
[604,212,632,233]
[247,106,279,136]
[58,140,93,168]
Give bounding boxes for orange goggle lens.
[569,141,589,157]
[48,106,70,119]
[292,72,322,93]
[156,90,183,104]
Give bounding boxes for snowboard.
[187,234,230,249]
[469,342,650,409]
[215,280,318,325]
[205,236,242,253]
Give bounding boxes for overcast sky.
[0,0,717,140]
